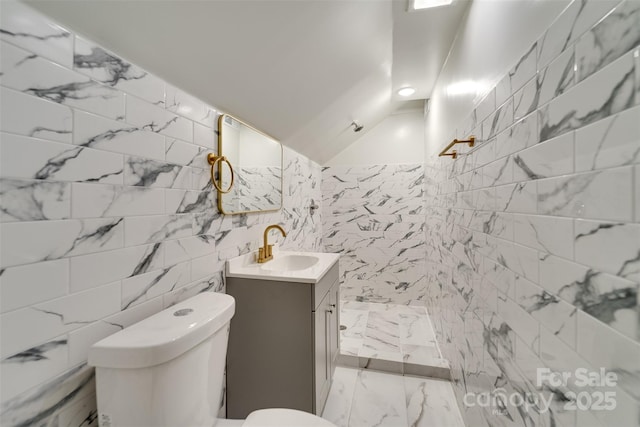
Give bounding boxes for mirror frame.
[217,114,284,215]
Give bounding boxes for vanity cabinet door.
[314,290,331,414]
[328,281,340,377]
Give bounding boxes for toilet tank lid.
[88,292,235,369]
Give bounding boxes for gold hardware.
[257,224,287,263]
[438,136,475,159]
[208,153,235,194]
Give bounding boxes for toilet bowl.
[88,292,336,427]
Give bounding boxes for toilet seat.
[242,408,337,427]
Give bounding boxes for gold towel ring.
[207,153,235,194]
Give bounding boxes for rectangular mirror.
[218,114,283,215]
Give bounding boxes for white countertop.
[226,248,339,284]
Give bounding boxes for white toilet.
[88,292,336,427]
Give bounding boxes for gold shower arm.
[438,136,475,159]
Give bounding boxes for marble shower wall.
[0,3,321,425]
[322,164,426,305]
[423,1,640,426]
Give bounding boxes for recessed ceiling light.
[397,87,416,97]
[411,0,453,10]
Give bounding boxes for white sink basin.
[260,254,320,272]
[226,249,339,283]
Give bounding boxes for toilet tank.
[88,292,235,427]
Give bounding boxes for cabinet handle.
[329,304,336,308]
[326,309,333,314]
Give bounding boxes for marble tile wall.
[424,1,640,426]
[322,164,426,305]
[0,3,322,425]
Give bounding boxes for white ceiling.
[25,0,470,164]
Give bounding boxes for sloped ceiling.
[25,0,469,164]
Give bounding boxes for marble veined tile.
[0,178,70,223]
[513,77,540,121]
[340,309,369,340]
[509,42,537,95]
[0,363,96,427]
[1,336,68,401]
[74,36,165,106]
[361,311,401,353]
[483,97,514,139]
[0,40,124,120]
[73,109,166,161]
[538,50,636,143]
[0,217,123,268]
[495,112,538,159]
[539,253,590,298]
[348,370,408,427]
[165,188,217,215]
[162,272,225,308]
[194,122,216,149]
[166,84,216,127]
[512,131,574,181]
[164,235,216,267]
[0,282,120,359]
[1,133,124,185]
[69,243,163,292]
[121,262,190,310]
[72,182,164,218]
[575,0,640,82]
[322,367,358,427]
[537,167,633,221]
[513,214,574,259]
[399,313,436,346]
[0,1,73,68]
[125,95,193,142]
[166,138,206,167]
[475,89,496,123]
[124,214,193,246]
[515,276,577,348]
[0,259,68,313]
[0,86,72,143]
[538,46,576,107]
[537,0,619,69]
[498,294,540,353]
[495,181,537,213]
[574,219,640,283]
[577,310,640,401]
[401,344,441,365]
[124,156,189,189]
[404,376,465,427]
[574,105,640,172]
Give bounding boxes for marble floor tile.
[404,376,466,427]
[321,367,359,427]
[401,344,441,365]
[322,368,465,427]
[340,309,369,339]
[348,370,408,427]
[362,311,402,353]
[340,301,449,376]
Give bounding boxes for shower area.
[322,162,449,376]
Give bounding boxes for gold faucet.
[257,224,287,263]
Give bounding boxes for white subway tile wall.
[0,3,322,425]
[425,0,640,426]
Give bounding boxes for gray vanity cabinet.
[226,262,339,419]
